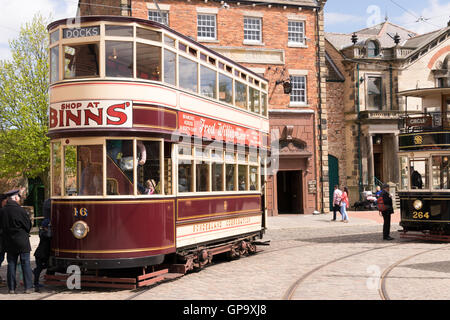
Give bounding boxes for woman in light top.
[340,187,350,223]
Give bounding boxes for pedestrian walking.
[377,184,395,240]
[1,189,33,294]
[341,187,350,223]
[331,185,343,221]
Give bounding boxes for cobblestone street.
[1,210,450,300]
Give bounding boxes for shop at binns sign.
[49,100,133,130]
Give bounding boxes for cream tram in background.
[398,87,450,239]
[46,16,269,284]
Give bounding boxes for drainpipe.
[315,7,325,213]
[356,63,363,201]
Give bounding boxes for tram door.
[277,170,303,214]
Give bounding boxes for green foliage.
[0,14,50,182]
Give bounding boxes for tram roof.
[398,87,450,98]
[47,16,268,83]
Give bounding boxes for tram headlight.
[71,221,89,239]
[413,200,423,211]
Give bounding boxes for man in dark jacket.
[380,184,395,241]
[1,189,33,294]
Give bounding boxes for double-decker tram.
[46,16,269,288]
[398,87,450,240]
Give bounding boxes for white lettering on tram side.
[49,100,132,129]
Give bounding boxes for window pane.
[64,44,99,79]
[244,17,261,42]
[52,142,62,196]
[136,27,162,42]
[219,73,232,104]
[106,25,133,37]
[178,160,193,192]
[249,87,260,113]
[179,145,192,156]
[179,56,198,92]
[238,165,247,191]
[196,161,209,192]
[164,49,176,85]
[261,92,267,116]
[367,77,383,110]
[249,166,258,190]
[410,158,429,190]
[288,21,304,44]
[432,156,450,190]
[368,41,379,57]
[200,65,217,99]
[164,36,175,47]
[400,156,408,190]
[65,145,103,196]
[138,140,161,195]
[164,143,173,195]
[50,46,59,83]
[197,14,216,39]
[106,140,134,195]
[235,81,247,109]
[212,163,223,191]
[290,76,306,103]
[105,41,133,78]
[148,10,169,25]
[225,151,235,161]
[137,43,161,80]
[50,30,59,44]
[226,164,236,191]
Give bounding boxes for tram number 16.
[74,208,88,217]
[412,211,430,219]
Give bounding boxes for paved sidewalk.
[267,210,400,230]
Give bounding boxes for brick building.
[77,0,329,215]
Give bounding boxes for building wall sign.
[308,180,317,194]
[63,26,100,39]
[49,100,133,130]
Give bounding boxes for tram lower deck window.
[64,43,99,79]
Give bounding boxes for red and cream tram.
[46,16,269,283]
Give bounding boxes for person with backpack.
[377,184,394,240]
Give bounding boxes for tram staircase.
[374,177,400,209]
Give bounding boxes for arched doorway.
[328,155,339,209]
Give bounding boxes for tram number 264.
[412,211,430,219]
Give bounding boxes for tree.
[0,14,50,193]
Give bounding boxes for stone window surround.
[364,72,387,111]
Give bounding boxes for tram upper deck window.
[235,81,247,109]
[410,158,429,190]
[50,30,59,45]
[64,145,103,196]
[219,73,232,104]
[261,92,268,116]
[432,156,450,190]
[105,41,133,78]
[249,87,260,113]
[50,46,59,83]
[137,27,162,42]
[179,55,198,93]
[200,65,217,99]
[64,44,99,79]
[137,43,161,81]
[106,25,133,37]
[164,49,176,86]
[164,36,175,47]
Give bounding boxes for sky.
[0,0,449,60]
[325,0,450,34]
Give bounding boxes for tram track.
[282,242,408,300]
[379,244,450,300]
